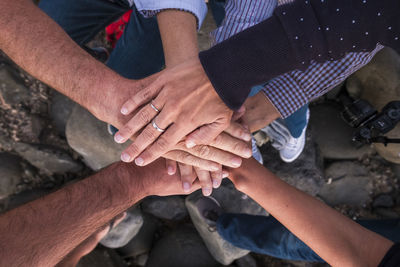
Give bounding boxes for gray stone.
[347,47,400,163]
[318,162,372,206]
[236,254,258,267]
[116,214,158,258]
[325,161,368,181]
[392,163,400,178]
[375,208,399,219]
[100,208,144,249]
[185,182,266,265]
[77,247,125,267]
[19,114,45,143]
[146,226,220,267]
[261,132,325,196]
[50,91,76,136]
[66,105,129,170]
[0,65,30,108]
[135,253,149,267]
[309,103,373,160]
[373,194,394,208]
[141,195,188,220]
[0,153,22,199]
[13,142,82,174]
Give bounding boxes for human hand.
[113,57,233,166]
[164,121,251,196]
[242,92,280,132]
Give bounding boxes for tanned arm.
[156,9,199,67]
[0,160,199,267]
[230,159,393,267]
[0,0,140,124]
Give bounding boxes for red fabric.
[106,10,133,48]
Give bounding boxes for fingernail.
[121,107,129,115]
[211,165,220,171]
[183,182,191,192]
[168,166,175,175]
[135,157,144,166]
[213,179,220,188]
[186,140,196,148]
[244,148,252,158]
[242,133,252,142]
[121,152,131,162]
[203,188,212,196]
[222,171,229,178]
[231,158,242,167]
[114,133,125,143]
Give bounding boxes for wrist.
[111,162,148,202]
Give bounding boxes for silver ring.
[150,102,160,113]
[152,119,165,132]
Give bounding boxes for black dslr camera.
[339,89,400,146]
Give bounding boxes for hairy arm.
[0,160,197,267]
[0,0,137,123]
[230,159,393,267]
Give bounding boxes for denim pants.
[39,0,164,80]
[217,214,400,262]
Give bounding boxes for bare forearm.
[0,162,145,267]
[157,10,198,67]
[232,159,393,267]
[0,0,123,116]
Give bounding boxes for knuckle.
[142,128,157,141]
[127,144,140,155]
[121,124,134,135]
[138,109,151,124]
[198,145,210,158]
[233,142,244,154]
[213,134,223,146]
[155,136,170,152]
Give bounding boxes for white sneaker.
[262,109,310,163]
[251,137,264,164]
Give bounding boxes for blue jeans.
[217,214,400,262]
[39,0,164,80]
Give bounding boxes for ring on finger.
[152,119,165,132]
[150,101,160,113]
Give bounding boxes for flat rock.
[319,162,372,206]
[325,161,368,181]
[261,132,325,196]
[347,48,400,163]
[0,153,23,199]
[309,103,373,160]
[77,247,125,267]
[0,65,30,107]
[185,182,266,265]
[100,208,144,249]
[13,142,82,174]
[236,254,258,267]
[373,194,394,208]
[141,195,188,221]
[146,226,220,267]
[116,214,158,258]
[66,105,129,170]
[50,91,76,136]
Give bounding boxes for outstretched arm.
[0,160,199,267]
[230,159,393,267]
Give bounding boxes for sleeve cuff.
[133,0,207,30]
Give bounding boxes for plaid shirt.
[211,0,384,118]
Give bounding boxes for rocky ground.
[1,10,400,267]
